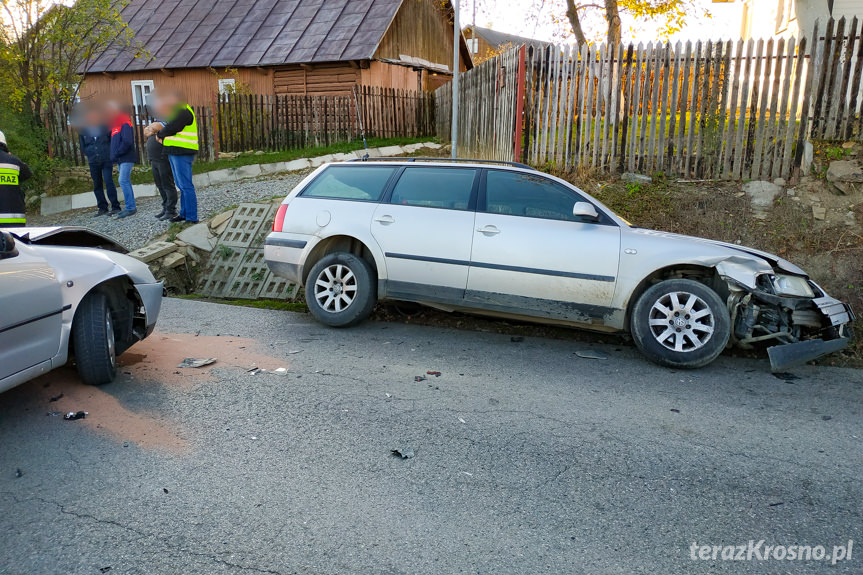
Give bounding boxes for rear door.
[0,244,64,379]
[466,169,621,322]
[371,166,479,302]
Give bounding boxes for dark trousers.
[88,160,120,211]
[151,158,178,214]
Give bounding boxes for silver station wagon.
[264,159,853,370]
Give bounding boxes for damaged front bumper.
[729,281,855,371]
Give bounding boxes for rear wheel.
[72,292,118,385]
[630,279,730,369]
[305,252,376,327]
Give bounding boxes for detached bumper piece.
[768,337,851,372]
[768,296,855,372]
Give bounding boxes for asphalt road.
[2,298,862,575]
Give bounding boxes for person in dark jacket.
[144,119,178,220]
[0,130,32,227]
[108,102,137,219]
[156,91,198,223]
[78,107,120,216]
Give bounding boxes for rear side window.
[485,170,587,222]
[390,167,477,210]
[301,166,396,201]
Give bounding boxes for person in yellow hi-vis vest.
[0,130,32,228]
[156,91,198,223]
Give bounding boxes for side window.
[485,170,588,222]
[390,167,477,210]
[301,166,395,201]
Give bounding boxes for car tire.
[73,292,118,385]
[630,279,730,369]
[305,252,376,327]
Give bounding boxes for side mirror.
[573,201,599,221]
[0,231,18,260]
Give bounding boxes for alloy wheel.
[648,291,715,352]
[314,264,358,313]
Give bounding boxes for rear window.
[390,167,477,210]
[301,165,396,201]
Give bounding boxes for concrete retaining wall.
[41,142,441,216]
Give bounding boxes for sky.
[461,0,743,44]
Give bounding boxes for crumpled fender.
[711,255,775,290]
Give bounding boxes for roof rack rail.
[347,156,536,171]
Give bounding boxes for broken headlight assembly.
[770,274,815,298]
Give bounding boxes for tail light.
[273,203,289,232]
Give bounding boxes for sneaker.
[115,209,137,219]
[159,212,178,221]
[169,215,185,223]
[109,208,121,216]
[154,210,166,219]
[92,209,109,218]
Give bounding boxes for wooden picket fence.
[215,87,433,154]
[436,17,863,181]
[51,86,434,165]
[435,47,524,161]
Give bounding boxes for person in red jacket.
[108,101,137,219]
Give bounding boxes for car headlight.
[771,274,815,298]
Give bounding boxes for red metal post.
[211,92,221,160]
[513,44,527,163]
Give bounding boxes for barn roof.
[466,26,551,50]
[88,0,407,73]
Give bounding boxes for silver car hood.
[627,228,807,277]
[9,226,129,253]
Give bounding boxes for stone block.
[192,173,210,188]
[40,195,72,216]
[310,154,334,167]
[176,222,216,252]
[209,210,234,230]
[71,192,97,210]
[207,169,233,185]
[128,241,178,263]
[284,158,311,171]
[378,145,404,157]
[161,252,186,268]
[234,164,262,179]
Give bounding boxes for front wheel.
[630,279,730,369]
[305,252,377,327]
[72,292,118,385]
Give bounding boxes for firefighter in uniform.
[0,130,32,228]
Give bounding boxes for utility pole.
[451,0,459,158]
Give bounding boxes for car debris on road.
[177,357,216,368]
[391,447,415,459]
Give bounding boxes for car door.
[0,241,64,380]
[466,169,621,323]
[371,166,479,302]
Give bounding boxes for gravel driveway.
[29,172,309,250]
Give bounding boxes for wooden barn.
[463,25,549,63]
[82,0,473,108]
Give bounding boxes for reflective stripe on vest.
[0,212,26,224]
[163,105,199,151]
[0,162,20,186]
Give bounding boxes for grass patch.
[176,294,307,313]
[48,177,94,197]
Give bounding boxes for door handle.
[374,215,395,225]
[476,225,500,236]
